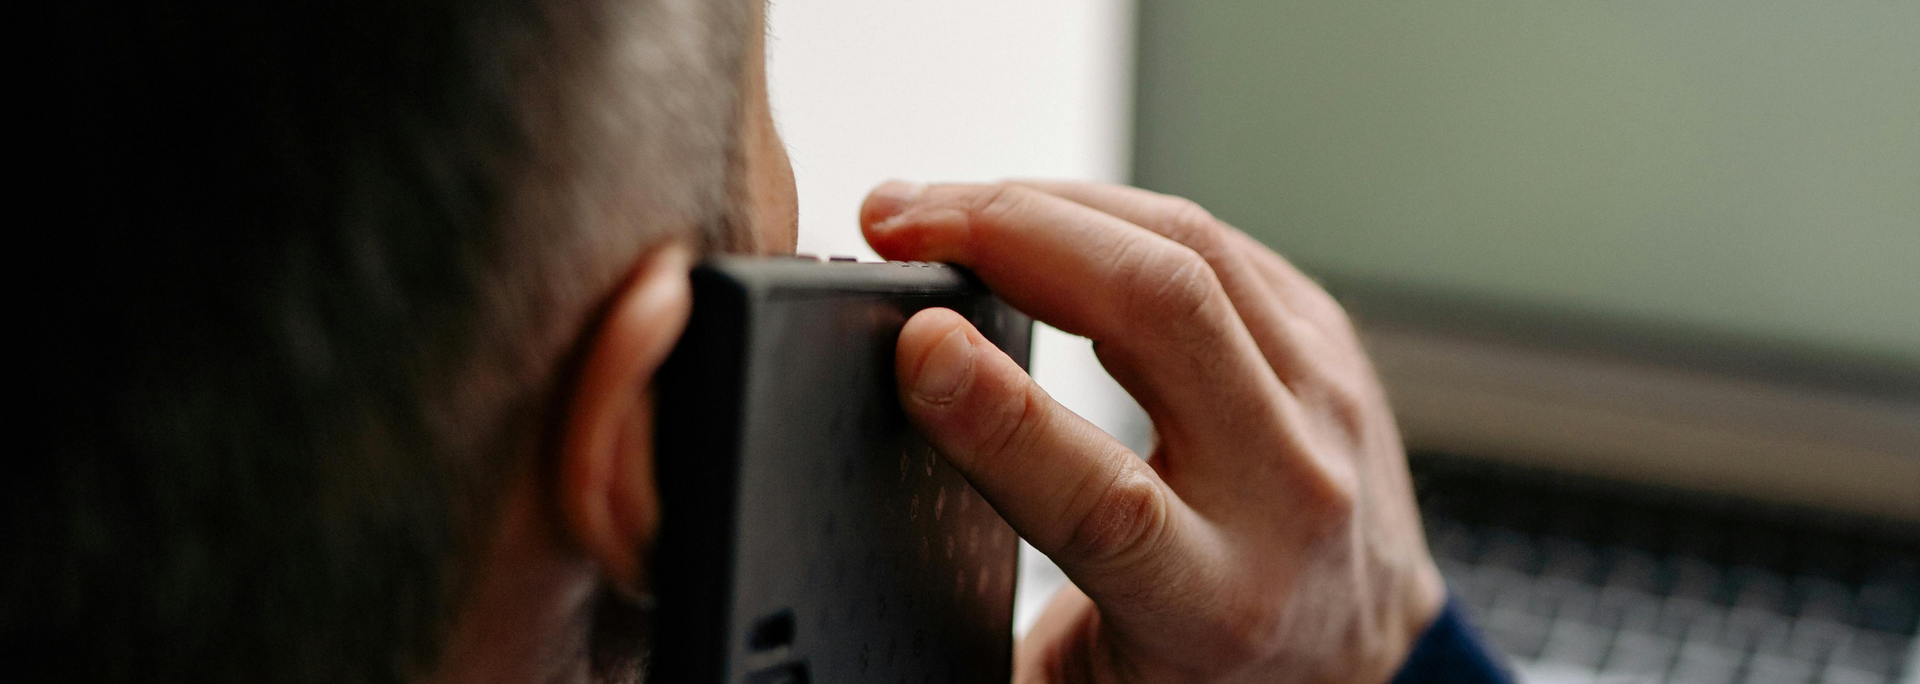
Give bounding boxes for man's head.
[25,0,794,682]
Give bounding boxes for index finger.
[895,307,1190,579]
[862,182,1336,514]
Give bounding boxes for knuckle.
[1301,459,1360,524]
[1323,471,1360,520]
[1205,600,1288,663]
[967,183,1041,231]
[1312,293,1362,343]
[1066,464,1172,570]
[1313,377,1374,450]
[967,384,1044,468]
[1158,197,1228,254]
[1120,245,1221,332]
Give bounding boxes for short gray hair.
[21,0,753,682]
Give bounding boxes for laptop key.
[1791,577,1854,624]
[1661,598,1723,640]
[1540,620,1611,670]
[1669,642,1741,684]
[1720,607,1789,652]
[1817,666,1888,684]
[1743,654,1814,684]
[1602,631,1678,678]
[1784,618,1850,661]
[1487,608,1552,660]
[1828,630,1903,678]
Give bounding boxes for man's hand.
[861,182,1447,684]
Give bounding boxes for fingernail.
[914,326,975,402]
[866,180,924,228]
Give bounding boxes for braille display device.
[650,256,1032,684]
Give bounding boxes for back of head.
[20,1,751,681]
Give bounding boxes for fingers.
[1007,181,1380,452]
[1014,180,1359,353]
[1014,585,1098,684]
[864,181,1223,344]
[1219,228,1360,349]
[871,181,1438,684]
[897,309,1188,573]
[1006,181,1336,388]
[864,183,1304,495]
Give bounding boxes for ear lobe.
[558,242,694,599]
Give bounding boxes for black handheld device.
[650,256,1032,684]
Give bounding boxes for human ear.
[557,242,694,599]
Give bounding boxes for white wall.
[768,1,1135,258]
[764,0,1142,637]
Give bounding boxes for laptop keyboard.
[1412,455,1919,684]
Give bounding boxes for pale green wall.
[1135,0,1919,364]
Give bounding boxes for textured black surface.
[653,258,1031,684]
